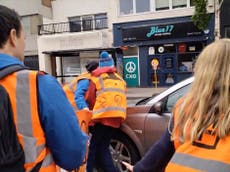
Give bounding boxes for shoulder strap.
[0,65,27,80]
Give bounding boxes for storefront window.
[155,0,169,11]
[119,0,133,15]
[165,57,173,69]
[178,42,205,53]
[177,42,204,73]
[123,47,138,56]
[177,54,196,72]
[153,44,176,54]
[62,56,80,83]
[136,0,150,13]
[172,0,187,9]
[225,26,230,38]
[165,73,175,84]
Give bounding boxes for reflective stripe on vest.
[0,70,56,171]
[169,152,230,172]
[165,99,230,172]
[63,73,90,112]
[91,73,126,120]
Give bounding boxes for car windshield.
[145,77,194,106]
[135,93,159,105]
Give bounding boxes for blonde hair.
[172,39,230,143]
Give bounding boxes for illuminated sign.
[122,22,205,42]
[146,25,174,37]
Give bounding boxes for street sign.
[123,57,139,87]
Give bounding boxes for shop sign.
[122,22,206,42]
[123,57,139,87]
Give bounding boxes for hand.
[122,161,134,172]
[83,107,89,111]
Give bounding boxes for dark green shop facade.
[113,15,214,87]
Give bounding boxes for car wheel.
[110,133,140,172]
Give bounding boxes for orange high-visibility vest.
[63,72,91,111]
[0,70,56,172]
[90,72,127,121]
[165,101,230,172]
[63,73,91,172]
[63,73,92,132]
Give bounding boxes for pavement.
[127,87,167,98]
[126,87,168,105]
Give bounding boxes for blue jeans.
[86,123,118,172]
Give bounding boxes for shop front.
[113,15,214,87]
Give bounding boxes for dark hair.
[0,5,22,48]
[85,61,98,73]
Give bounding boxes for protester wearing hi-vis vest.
[122,39,230,172]
[0,5,87,172]
[64,61,98,112]
[85,51,127,172]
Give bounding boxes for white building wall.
[0,0,52,57]
[48,0,110,22]
[39,0,114,73]
[0,0,52,18]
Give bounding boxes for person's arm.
[75,79,89,110]
[133,129,175,172]
[37,74,88,170]
[85,80,96,110]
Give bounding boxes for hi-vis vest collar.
[165,100,230,172]
[0,69,56,172]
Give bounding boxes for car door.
[144,83,191,151]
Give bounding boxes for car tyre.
[110,132,140,172]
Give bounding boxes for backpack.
[0,65,26,172]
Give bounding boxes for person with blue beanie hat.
[99,51,114,68]
[85,51,127,172]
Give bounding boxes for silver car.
[110,77,194,172]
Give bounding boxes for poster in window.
[165,58,173,68]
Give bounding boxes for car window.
[165,84,191,112]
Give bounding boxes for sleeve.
[133,128,175,172]
[85,80,96,110]
[37,74,88,170]
[74,79,89,110]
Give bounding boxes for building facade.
[0,0,52,70]
[113,0,215,87]
[38,0,114,84]
[37,0,216,87]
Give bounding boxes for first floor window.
[172,0,187,9]
[82,16,93,31]
[119,0,133,15]
[95,13,107,29]
[136,0,150,13]
[69,16,81,32]
[155,0,169,11]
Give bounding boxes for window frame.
[118,0,194,16]
[68,13,108,32]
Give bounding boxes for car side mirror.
[150,102,163,114]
